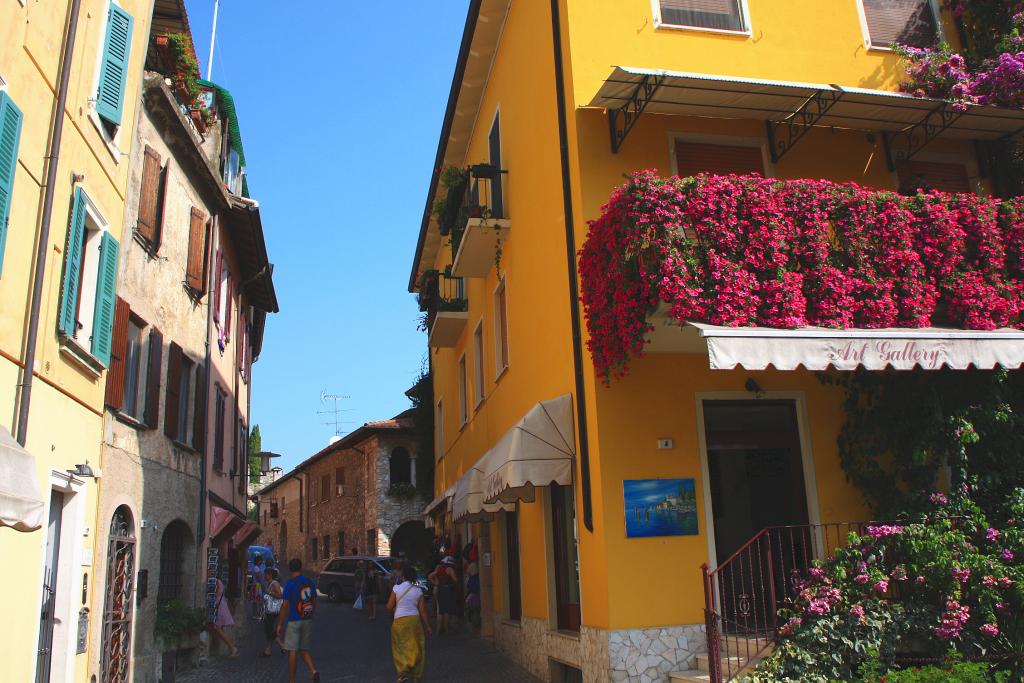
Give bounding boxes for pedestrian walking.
[387,564,432,682]
[362,560,379,619]
[260,567,285,657]
[276,558,320,683]
[427,556,457,635]
[207,577,239,658]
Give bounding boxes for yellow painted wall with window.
[0,1,152,681]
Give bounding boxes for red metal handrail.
[701,521,874,682]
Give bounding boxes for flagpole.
[206,0,220,80]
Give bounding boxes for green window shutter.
[0,92,23,277]
[59,188,88,338]
[91,231,120,365]
[95,5,134,126]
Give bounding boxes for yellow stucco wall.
[0,1,152,681]
[423,0,979,644]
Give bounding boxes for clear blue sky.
[183,1,469,471]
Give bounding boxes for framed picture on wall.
[624,478,698,538]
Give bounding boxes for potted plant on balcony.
[157,33,203,110]
[434,165,469,236]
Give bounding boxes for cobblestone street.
[177,601,542,683]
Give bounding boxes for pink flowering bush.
[753,491,1024,681]
[578,171,1024,383]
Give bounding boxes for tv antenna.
[318,391,354,438]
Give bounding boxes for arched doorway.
[100,506,136,683]
[157,521,192,605]
[390,520,433,566]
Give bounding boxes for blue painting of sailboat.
[624,478,698,538]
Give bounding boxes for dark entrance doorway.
[703,400,809,565]
[390,520,433,565]
[550,483,581,632]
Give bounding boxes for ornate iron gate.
[100,506,136,683]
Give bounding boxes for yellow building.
[410,2,1024,682]
[0,1,153,682]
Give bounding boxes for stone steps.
[669,638,774,683]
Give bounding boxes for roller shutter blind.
[0,92,23,276]
[675,141,765,178]
[862,0,939,48]
[659,0,745,31]
[95,5,134,126]
[899,160,970,194]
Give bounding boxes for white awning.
[482,394,575,504]
[423,484,455,517]
[451,464,512,523]
[588,67,1024,139]
[0,426,44,532]
[688,322,1024,370]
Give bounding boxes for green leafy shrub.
[154,600,206,644]
[750,491,1024,682]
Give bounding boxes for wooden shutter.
[185,208,207,291]
[59,188,88,337]
[95,5,134,126]
[224,272,233,342]
[660,0,745,30]
[137,146,162,245]
[899,160,970,194]
[862,0,938,48]
[193,363,206,453]
[675,141,765,178]
[336,467,346,486]
[91,232,120,365]
[144,327,163,428]
[164,341,183,439]
[488,113,504,218]
[0,92,23,276]
[213,251,222,322]
[104,297,131,409]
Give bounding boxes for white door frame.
[694,391,821,571]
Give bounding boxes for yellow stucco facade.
[415,1,986,681]
[0,2,152,682]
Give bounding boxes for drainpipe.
[548,0,593,532]
[196,214,217,566]
[15,0,83,446]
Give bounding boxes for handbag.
[264,592,283,615]
[353,593,364,610]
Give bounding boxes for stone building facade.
[257,410,431,572]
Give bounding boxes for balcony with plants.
[418,269,469,348]
[434,163,510,278]
[153,32,216,136]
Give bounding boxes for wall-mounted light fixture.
[68,462,96,478]
[745,378,765,398]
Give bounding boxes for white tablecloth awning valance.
[423,484,456,517]
[689,323,1024,371]
[0,426,44,532]
[482,394,576,504]
[451,465,511,523]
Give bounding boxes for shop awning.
[588,67,1024,156]
[452,465,511,523]
[210,504,245,541]
[687,322,1024,371]
[231,521,260,547]
[481,394,576,504]
[0,426,44,532]
[423,484,455,517]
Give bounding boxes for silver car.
[317,555,395,603]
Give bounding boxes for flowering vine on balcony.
[578,171,1024,383]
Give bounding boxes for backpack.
[295,579,315,619]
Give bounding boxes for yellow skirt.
[391,616,425,680]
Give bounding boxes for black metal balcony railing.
[418,271,468,330]
[442,164,507,258]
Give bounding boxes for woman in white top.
[386,565,432,682]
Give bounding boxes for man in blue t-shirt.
[276,558,320,683]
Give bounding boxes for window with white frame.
[493,279,510,377]
[58,187,120,367]
[458,354,468,426]
[473,321,485,408]
[656,0,748,32]
[861,0,939,49]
